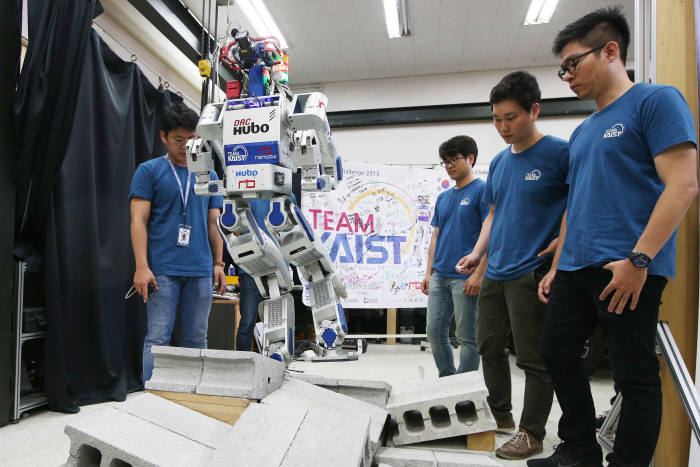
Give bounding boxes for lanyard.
[167,156,191,222]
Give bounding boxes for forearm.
[473,253,487,276]
[209,226,224,263]
[634,184,698,258]
[472,212,493,258]
[131,220,149,269]
[549,211,567,272]
[425,232,437,276]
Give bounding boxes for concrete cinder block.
[375,447,437,467]
[293,373,340,391]
[196,349,286,399]
[262,377,388,460]
[64,394,230,467]
[145,346,203,393]
[207,404,307,467]
[292,374,392,407]
[281,408,370,467]
[386,372,496,446]
[433,450,502,467]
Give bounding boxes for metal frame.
[634,0,656,84]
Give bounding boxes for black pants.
[541,268,667,466]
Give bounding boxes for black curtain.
[15,0,180,412]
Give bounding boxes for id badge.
[177,224,192,247]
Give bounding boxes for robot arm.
[186,103,227,197]
[288,92,343,192]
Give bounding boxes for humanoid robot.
[186,30,349,364]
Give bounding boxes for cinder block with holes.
[386,372,496,445]
[292,374,392,407]
[145,347,285,400]
[261,376,388,463]
[64,393,230,467]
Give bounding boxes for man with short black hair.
[422,135,487,377]
[457,71,569,460]
[130,101,226,382]
[529,7,698,467]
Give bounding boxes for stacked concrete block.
[64,393,230,467]
[386,372,496,446]
[292,373,392,407]
[261,376,389,463]
[375,447,502,467]
[208,403,370,467]
[145,346,285,400]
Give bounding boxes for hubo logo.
[235,168,258,177]
[603,123,624,138]
[227,145,248,162]
[232,117,270,135]
[460,197,471,206]
[525,169,542,181]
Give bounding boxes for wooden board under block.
[466,430,495,451]
[148,390,256,425]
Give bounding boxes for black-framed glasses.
[557,45,605,81]
[440,155,466,167]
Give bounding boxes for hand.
[455,253,481,275]
[537,237,558,257]
[538,269,557,304]
[463,273,483,296]
[599,259,648,314]
[134,266,158,303]
[213,265,227,294]
[421,275,430,295]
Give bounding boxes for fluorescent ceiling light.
[237,0,289,49]
[524,0,559,25]
[383,0,410,38]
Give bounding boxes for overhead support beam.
[127,0,234,91]
[327,97,596,128]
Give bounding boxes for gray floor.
[0,343,614,466]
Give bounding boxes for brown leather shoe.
[495,428,543,460]
[493,411,516,433]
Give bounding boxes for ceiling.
[182,0,636,86]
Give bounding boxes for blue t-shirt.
[559,83,697,278]
[430,178,489,279]
[129,156,223,277]
[485,135,569,280]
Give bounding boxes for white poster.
[301,163,456,309]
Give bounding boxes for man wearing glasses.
[129,101,226,382]
[530,7,698,467]
[421,135,488,377]
[456,71,569,460]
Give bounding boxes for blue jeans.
[426,271,479,377]
[237,272,262,351]
[142,275,212,382]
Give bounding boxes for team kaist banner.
[301,163,454,309]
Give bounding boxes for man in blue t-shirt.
[421,135,489,377]
[456,71,569,460]
[529,9,699,467]
[129,102,225,382]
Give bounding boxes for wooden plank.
[655,0,700,465]
[148,390,256,426]
[387,308,397,344]
[465,430,495,451]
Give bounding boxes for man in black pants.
[529,7,698,467]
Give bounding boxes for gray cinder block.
[145,346,203,393]
[261,377,388,460]
[292,374,392,407]
[386,372,497,446]
[375,447,502,467]
[64,394,230,467]
[196,349,286,399]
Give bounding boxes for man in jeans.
[421,135,488,377]
[130,102,226,382]
[456,71,568,460]
[530,8,698,467]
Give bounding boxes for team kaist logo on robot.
[185,28,350,364]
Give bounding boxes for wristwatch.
[627,252,652,268]
[214,260,225,268]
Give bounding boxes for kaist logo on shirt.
[460,197,471,206]
[603,123,625,138]
[524,169,542,181]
